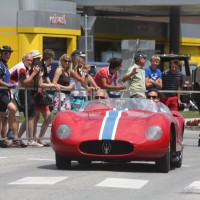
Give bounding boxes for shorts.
[35,105,50,112]
[19,90,35,117]
[0,92,11,112]
[4,99,20,117]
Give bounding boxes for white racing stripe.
[99,110,124,140]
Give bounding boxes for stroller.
[179,80,199,111]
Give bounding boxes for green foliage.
[179,111,200,118]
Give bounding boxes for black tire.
[155,146,170,173]
[55,153,71,169]
[171,150,183,168]
[78,160,92,165]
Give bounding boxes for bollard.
[198,134,200,147]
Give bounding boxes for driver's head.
[94,89,109,100]
[146,88,160,102]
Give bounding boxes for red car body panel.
[51,99,184,163]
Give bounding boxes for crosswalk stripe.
[96,178,149,189]
[184,181,200,193]
[8,177,68,185]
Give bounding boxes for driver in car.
[94,89,109,100]
[146,88,171,114]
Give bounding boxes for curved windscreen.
[80,98,171,114]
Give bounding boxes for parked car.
[51,98,184,173]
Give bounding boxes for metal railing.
[0,86,200,140]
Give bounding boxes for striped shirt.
[162,69,184,96]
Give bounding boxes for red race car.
[51,98,184,173]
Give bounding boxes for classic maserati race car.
[51,98,184,173]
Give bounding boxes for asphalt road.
[0,129,200,200]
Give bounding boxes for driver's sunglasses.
[147,95,158,100]
[95,96,106,100]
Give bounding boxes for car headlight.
[146,126,162,141]
[56,124,72,139]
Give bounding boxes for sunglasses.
[63,60,71,63]
[2,51,12,55]
[147,95,158,100]
[95,96,106,100]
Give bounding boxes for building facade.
[0,0,81,67]
[1,0,200,68]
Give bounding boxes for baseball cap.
[29,50,42,59]
[71,50,86,57]
[134,53,147,61]
[0,45,13,52]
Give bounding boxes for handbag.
[34,90,53,107]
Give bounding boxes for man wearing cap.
[29,50,42,65]
[71,50,86,58]
[122,53,147,98]
[0,45,17,147]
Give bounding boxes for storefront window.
[43,37,67,60]
[94,41,121,62]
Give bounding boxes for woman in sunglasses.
[52,54,76,114]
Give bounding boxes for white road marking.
[0,157,7,159]
[96,178,149,189]
[9,177,68,185]
[182,164,190,167]
[27,158,55,161]
[184,181,200,193]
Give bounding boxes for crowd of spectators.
[0,46,185,148]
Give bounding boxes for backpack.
[0,61,6,80]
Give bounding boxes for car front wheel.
[155,145,170,173]
[56,153,71,169]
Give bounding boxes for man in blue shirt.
[145,55,162,90]
[0,45,17,147]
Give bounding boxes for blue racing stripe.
[101,111,120,140]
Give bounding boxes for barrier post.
[24,88,29,139]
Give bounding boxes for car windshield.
[80,98,171,114]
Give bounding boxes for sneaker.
[6,129,15,140]
[27,140,44,147]
[0,140,9,148]
[12,139,27,148]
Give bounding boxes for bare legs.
[33,109,52,145]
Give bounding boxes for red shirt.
[94,67,118,88]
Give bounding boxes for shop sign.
[50,14,67,25]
